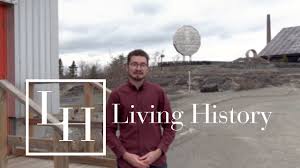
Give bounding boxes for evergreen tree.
[59,58,64,78]
[68,61,78,78]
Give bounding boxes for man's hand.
[139,148,162,165]
[123,152,150,168]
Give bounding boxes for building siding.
[13,0,59,120]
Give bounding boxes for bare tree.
[78,61,90,78]
[151,51,161,67]
[172,54,180,62]
[104,54,127,88]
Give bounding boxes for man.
[106,49,176,168]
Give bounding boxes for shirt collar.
[127,80,147,91]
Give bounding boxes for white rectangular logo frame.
[25,79,106,156]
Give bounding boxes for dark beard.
[129,73,145,81]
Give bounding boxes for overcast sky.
[58,0,300,67]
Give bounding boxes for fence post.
[53,131,69,168]
[84,83,95,152]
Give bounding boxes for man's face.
[127,56,149,81]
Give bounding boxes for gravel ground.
[167,86,300,168]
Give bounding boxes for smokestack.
[267,14,271,44]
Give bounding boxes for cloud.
[132,1,164,16]
[59,0,300,64]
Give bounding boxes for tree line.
[58,51,175,88]
[59,55,128,88]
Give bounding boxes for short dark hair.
[127,49,149,65]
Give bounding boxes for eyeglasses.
[129,62,148,69]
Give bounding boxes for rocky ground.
[149,62,300,93]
